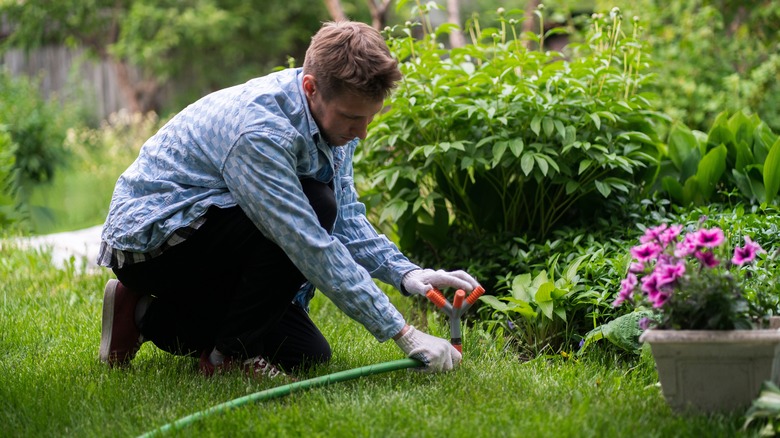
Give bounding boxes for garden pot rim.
[640,328,780,344]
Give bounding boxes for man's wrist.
[393,324,410,341]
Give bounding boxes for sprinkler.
[425,286,486,353]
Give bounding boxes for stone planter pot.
[640,328,780,413]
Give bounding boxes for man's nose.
[352,119,370,140]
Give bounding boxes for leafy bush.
[25,110,163,233]
[654,110,780,205]
[0,126,20,228]
[596,0,780,132]
[361,8,666,274]
[475,218,637,356]
[0,70,69,186]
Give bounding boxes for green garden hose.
[137,357,422,438]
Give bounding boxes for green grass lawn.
[0,243,749,437]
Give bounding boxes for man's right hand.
[393,325,461,373]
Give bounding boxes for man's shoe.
[199,350,284,379]
[99,279,144,366]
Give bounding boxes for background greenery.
[1,0,780,434]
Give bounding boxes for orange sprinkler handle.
[426,289,448,309]
[466,285,486,306]
[453,289,466,309]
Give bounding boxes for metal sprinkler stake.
[425,286,486,353]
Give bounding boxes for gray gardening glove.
[394,325,462,373]
[402,268,480,296]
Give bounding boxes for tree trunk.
[367,0,393,30]
[323,0,347,22]
[446,0,466,48]
[112,59,159,114]
[522,0,541,49]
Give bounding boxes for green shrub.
[654,110,780,205]
[0,70,69,186]
[0,126,20,228]
[361,8,666,273]
[596,0,780,132]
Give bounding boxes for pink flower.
[655,260,685,286]
[641,273,660,296]
[732,236,764,266]
[674,232,698,257]
[695,227,725,248]
[631,242,662,262]
[629,262,644,273]
[640,223,668,244]
[659,224,683,247]
[695,250,720,268]
[612,273,638,307]
[648,288,671,308]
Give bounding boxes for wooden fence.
[1,45,129,121]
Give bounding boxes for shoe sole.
[98,279,119,364]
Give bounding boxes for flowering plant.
[613,222,765,330]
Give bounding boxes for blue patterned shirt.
[98,68,416,342]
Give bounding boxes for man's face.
[303,74,384,147]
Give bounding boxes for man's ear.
[302,74,316,97]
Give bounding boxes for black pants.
[114,179,336,371]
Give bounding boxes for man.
[97,20,480,377]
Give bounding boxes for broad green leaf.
[509,138,524,157]
[553,307,567,322]
[708,111,734,147]
[578,159,592,175]
[594,179,611,197]
[732,169,756,200]
[667,122,697,171]
[554,119,565,139]
[563,254,590,282]
[492,141,508,167]
[763,137,780,202]
[532,271,550,290]
[530,115,542,136]
[535,155,549,176]
[542,117,554,137]
[661,175,685,203]
[682,175,702,205]
[754,123,779,160]
[589,112,601,130]
[478,295,509,311]
[386,169,400,190]
[618,131,653,145]
[729,110,755,148]
[379,198,409,223]
[564,125,576,147]
[695,144,726,199]
[734,141,755,171]
[521,153,535,175]
[501,297,537,318]
[595,111,617,124]
[536,300,554,320]
[511,273,533,302]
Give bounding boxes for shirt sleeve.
[221,130,405,342]
[332,146,420,290]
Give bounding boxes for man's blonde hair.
[303,21,401,101]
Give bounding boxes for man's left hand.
[402,268,480,296]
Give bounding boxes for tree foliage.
[0,0,329,113]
